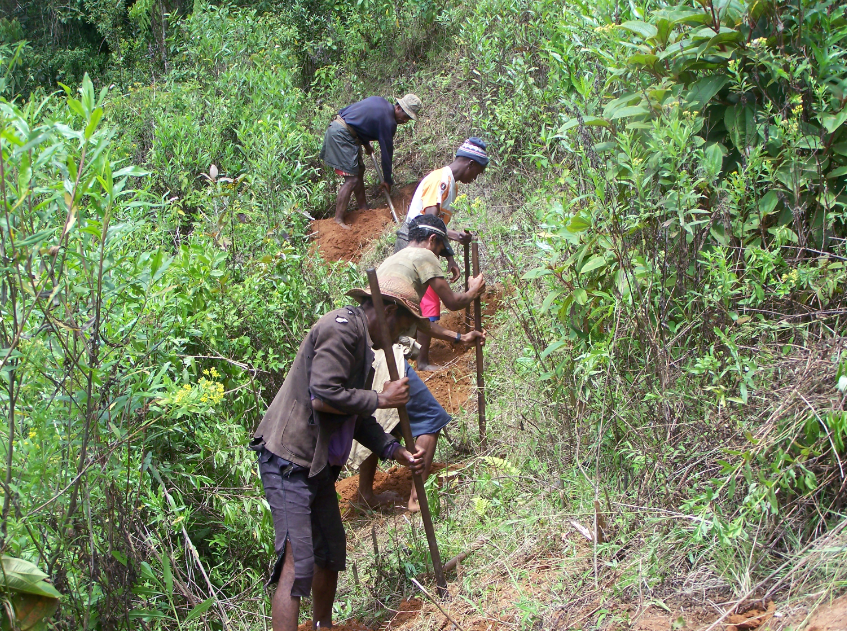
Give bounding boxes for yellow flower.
[28,430,36,440]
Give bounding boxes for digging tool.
[369,152,399,223]
[463,233,471,333]
[365,268,448,597]
[472,242,487,447]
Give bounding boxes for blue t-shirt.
[339,97,398,184]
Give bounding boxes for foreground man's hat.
[347,276,423,319]
[397,94,422,120]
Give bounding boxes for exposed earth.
[306,193,845,631]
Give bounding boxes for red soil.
[310,184,417,263]
[336,464,447,515]
[381,598,423,629]
[311,207,394,263]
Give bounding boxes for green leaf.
[580,255,607,275]
[619,20,658,40]
[0,557,61,599]
[522,267,552,280]
[568,216,591,232]
[703,142,727,179]
[759,190,779,215]
[161,555,172,595]
[684,74,728,112]
[541,290,563,312]
[84,107,103,140]
[609,105,651,120]
[540,339,567,360]
[822,108,847,134]
[184,598,215,623]
[725,105,757,151]
[572,288,588,305]
[627,53,659,67]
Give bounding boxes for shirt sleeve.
[309,318,379,416]
[418,172,443,211]
[378,118,397,185]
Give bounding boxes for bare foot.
[407,496,421,513]
[416,361,446,372]
[358,490,402,508]
[334,217,351,229]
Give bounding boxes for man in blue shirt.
[320,94,422,228]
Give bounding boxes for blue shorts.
[404,361,451,436]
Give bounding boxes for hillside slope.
[0,0,845,629]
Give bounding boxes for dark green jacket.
[252,306,394,476]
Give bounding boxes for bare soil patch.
[805,593,847,631]
[310,184,417,263]
[336,464,446,516]
[380,598,423,629]
[311,207,394,263]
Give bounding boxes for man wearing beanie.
[395,137,489,370]
[320,94,422,229]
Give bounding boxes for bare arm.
[417,317,486,345]
[428,275,485,311]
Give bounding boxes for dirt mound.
[311,184,417,263]
[426,285,505,367]
[806,593,847,630]
[381,598,422,629]
[336,463,446,515]
[420,365,474,415]
[311,207,394,263]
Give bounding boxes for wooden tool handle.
[365,269,448,596]
[471,243,486,446]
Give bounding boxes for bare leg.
[272,541,300,631]
[311,566,338,628]
[408,432,440,513]
[352,170,367,210]
[415,331,444,371]
[334,176,358,228]
[357,453,401,507]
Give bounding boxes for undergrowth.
[1,0,846,629]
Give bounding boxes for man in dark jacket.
[251,277,426,631]
[320,94,422,229]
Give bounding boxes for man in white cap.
[320,94,422,229]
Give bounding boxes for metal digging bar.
[365,268,448,597]
[369,153,399,223]
[463,234,471,333]
[472,242,487,447]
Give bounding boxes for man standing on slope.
[320,94,422,229]
[354,214,486,512]
[395,137,489,370]
[250,278,427,630]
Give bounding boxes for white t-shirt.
[405,167,457,225]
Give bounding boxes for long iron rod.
[369,153,399,223]
[463,234,471,333]
[471,243,486,447]
[365,269,448,596]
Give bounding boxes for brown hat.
[346,276,422,319]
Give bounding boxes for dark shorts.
[320,121,364,177]
[394,223,410,253]
[257,448,345,597]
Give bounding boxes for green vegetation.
[1,0,846,629]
